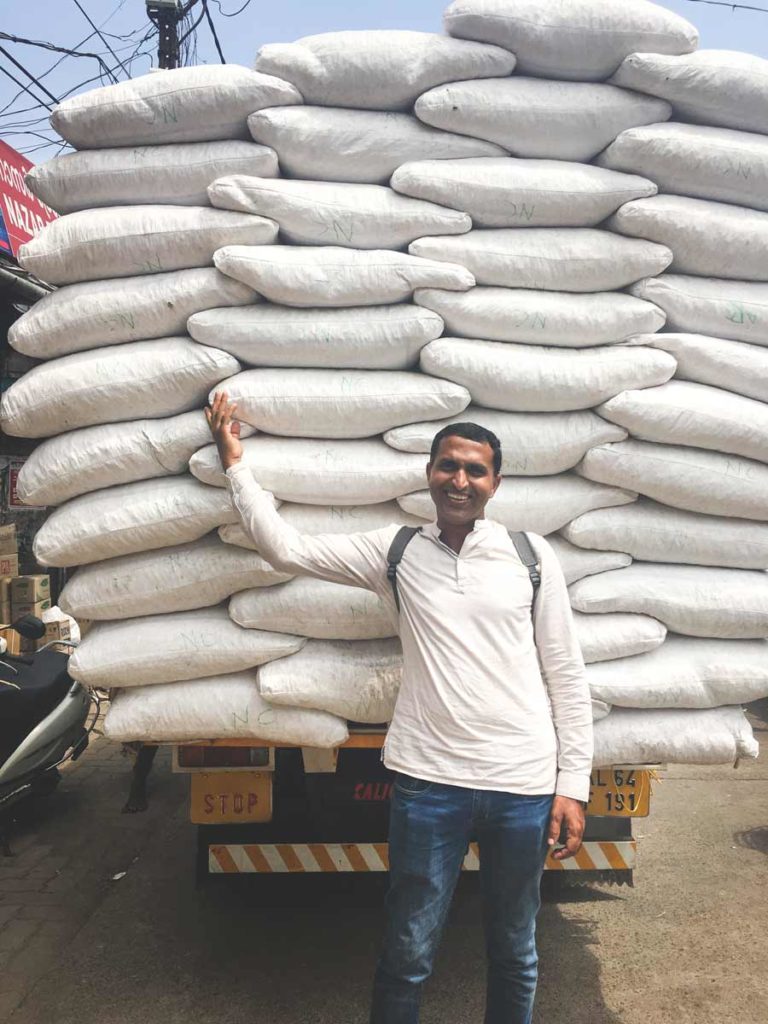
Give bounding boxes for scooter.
[0,614,96,854]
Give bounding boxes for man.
[206,391,593,1024]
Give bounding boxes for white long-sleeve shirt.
[227,463,594,802]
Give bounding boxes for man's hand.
[547,795,586,861]
[205,390,243,471]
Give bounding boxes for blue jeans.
[370,774,554,1024]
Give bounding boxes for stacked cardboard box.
[11,574,51,620]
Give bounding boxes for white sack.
[0,338,239,439]
[7,268,256,360]
[384,407,627,475]
[19,206,277,286]
[33,475,240,568]
[611,50,768,135]
[630,275,768,347]
[420,338,676,412]
[572,611,667,664]
[69,607,304,689]
[609,196,768,281]
[255,30,515,110]
[208,176,470,249]
[190,437,427,504]
[216,368,470,439]
[563,498,768,570]
[398,474,635,535]
[187,303,444,370]
[569,563,768,639]
[50,65,303,148]
[104,674,347,746]
[597,123,768,213]
[231,577,394,640]
[586,636,768,709]
[414,78,671,162]
[26,141,278,214]
[444,0,697,81]
[390,158,657,228]
[214,245,473,307]
[247,106,505,185]
[15,410,233,507]
[634,332,768,405]
[579,440,768,521]
[258,638,402,724]
[592,707,758,766]
[546,536,631,586]
[409,230,672,292]
[59,534,291,621]
[598,380,768,465]
[414,287,664,347]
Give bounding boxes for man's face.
[426,435,501,527]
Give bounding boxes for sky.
[2,0,768,162]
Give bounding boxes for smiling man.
[207,393,593,1024]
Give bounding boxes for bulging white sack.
[598,380,768,465]
[390,158,657,228]
[414,78,671,162]
[444,0,697,81]
[19,206,278,286]
[255,30,515,110]
[33,475,240,568]
[50,65,303,148]
[592,707,758,767]
[60,534,291,621]
[68,607,304,689]
[398,474,635,535]
[15,410,230,507]
[633,332,768,405]
[208,176,470,249]
[247,106,505,185]
[384,407,627,475]
[409,230,672,292]
[579,440,768,521]
[569,563,768,639]
[187,303,444,370]
[7,268,257,360]
[611,50,768,135]
[563,498,768,570]
[597,123,768,213]
[220,501,422,552]
[572,611,667,664]
[0,338,239,439]
[630,275,768,347]
[609,196,768,281]
[420,338,676,412]
[546,536,631,585]
[191,437,427,504]
[586,636,768,709]
[258,638,402,723]
[215,368,470,439]
[104,674,348,746]
[26,141,278,214]
[414,287,664,347]
[214,245,473,307]
[231,577,394,640]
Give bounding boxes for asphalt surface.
[1,701,766,1024]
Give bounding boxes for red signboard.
[0,140,57,258]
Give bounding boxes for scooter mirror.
[12,614,46,640]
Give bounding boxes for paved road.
[1,702,766,1024]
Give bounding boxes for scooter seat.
[0,650,75,768]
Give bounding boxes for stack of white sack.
[8,2,762,766]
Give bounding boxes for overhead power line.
[71,0,130,80]
[202,0,226,63]
[682,0,768,12]
[0,44,61,105]
[0,30,119,84]
[210,0,254,15]
[0,64,55,111]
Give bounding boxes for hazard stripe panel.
[208,840,636,874]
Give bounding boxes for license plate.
[190,771,272,824]
[586,768,651,817]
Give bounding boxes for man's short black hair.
[429,422,502,476]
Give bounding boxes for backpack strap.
[508,531,541,610]
[386,525,421,612]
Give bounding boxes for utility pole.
[146,0,184,69]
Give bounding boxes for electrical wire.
[202,0,227,63]
[0,45,60,104]
[682,0,768,11]
[0,31,119,84]
[71,0,130,79]
[210,0,254,15]
[0,65,55,112]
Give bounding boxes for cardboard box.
[20,618,72,654]
[11,575,50,605]
[0,601,11,625]
[0,625,21,656]
[12,598,52,620]
[0,524,17,556]
[0,555,19,578]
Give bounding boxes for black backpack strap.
[509,531,541,610]
[386,525,421,612]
